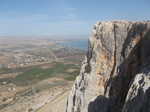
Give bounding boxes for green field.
[13,62,80,86]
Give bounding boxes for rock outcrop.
[66,21,150,112]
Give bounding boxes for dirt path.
[36,90,69,112]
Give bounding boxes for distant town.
[0,37,86,69]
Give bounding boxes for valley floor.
[0,77,73,112]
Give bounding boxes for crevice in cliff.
[85,39,93,73]
[66,99,69,112]
[104,23,117,95]
[71,85,77,112]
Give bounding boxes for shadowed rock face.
[66,21,150,112]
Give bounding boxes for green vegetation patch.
[13,62,80,86]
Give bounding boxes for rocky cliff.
[66,21,150,112]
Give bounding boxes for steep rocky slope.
[66,21,150,112]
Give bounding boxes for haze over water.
[60,39,88,50]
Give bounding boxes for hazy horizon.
[0,34,89,40]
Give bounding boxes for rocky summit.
[66,21,150,112]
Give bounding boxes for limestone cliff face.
[66,21,150,112]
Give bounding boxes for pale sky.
[0,0,149,36]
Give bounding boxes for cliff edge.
[66,21,150,112]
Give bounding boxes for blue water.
[60,39,88,51]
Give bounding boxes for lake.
[60,39,88,51]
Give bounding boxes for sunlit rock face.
[66,21,150,112]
